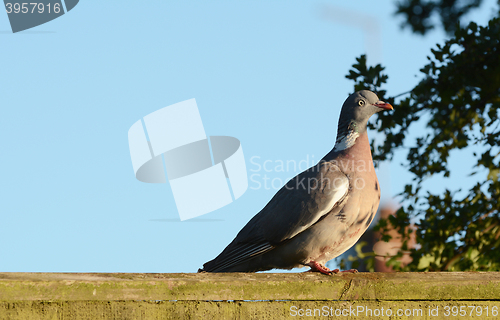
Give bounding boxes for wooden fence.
[1,272,499,319]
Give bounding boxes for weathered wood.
[0,272,499,319]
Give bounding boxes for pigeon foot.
[305,261,336,275]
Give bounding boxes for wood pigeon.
[199,90,393,274]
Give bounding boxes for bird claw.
[304,262,358,275]
[306,261,335,275]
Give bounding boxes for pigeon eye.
[358,100,365,106]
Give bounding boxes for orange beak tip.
[374,101,393,111]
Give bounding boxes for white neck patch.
[333,131,359,151]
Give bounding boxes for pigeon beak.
[373,101,393,110]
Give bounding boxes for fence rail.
[1,272,499,319]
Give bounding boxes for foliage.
[346,17,500,271]
[395,0,485,35]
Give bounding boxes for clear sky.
[1,1,497,273]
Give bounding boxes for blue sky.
[0,1,497,273]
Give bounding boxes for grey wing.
[202,162,349,272]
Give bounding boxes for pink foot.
[305,261,335,275]
[303,262,359,275]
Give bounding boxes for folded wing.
[202,162,349,272]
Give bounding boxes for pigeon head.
[341,90,393,125]
[334,90,393,151]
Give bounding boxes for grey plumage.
[199,90,393,273]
